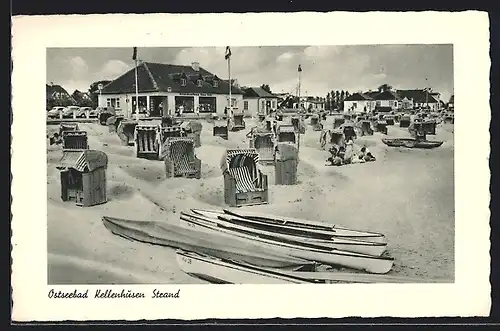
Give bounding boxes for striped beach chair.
[62,130,89,151]
[276,124,300,151]
[134,124,162,160]
[162,137,201,179]
[248,131,275,165]
[220,148,269,207]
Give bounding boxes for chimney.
[191,62,200,71]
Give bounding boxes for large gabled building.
[98,61,244,118]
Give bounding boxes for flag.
[225,46,232,60]
[132,47,137,61]
[298,64,302,72]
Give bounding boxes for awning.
[57,150,108,172]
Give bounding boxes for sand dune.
[47,117,454,284]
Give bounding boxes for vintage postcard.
[11,12,491,321]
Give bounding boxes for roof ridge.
[142,62,160,91]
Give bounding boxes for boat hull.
[101,216,316,270]
[176,250,312,284]
[381,138,443,149]
[190,209,387,256]
[180,213,394,274]
[217,209,388,244]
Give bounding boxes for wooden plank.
[81,172,91,207]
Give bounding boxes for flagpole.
[135,58,139,121]
[298,66,302,110]
[228,55,232,117]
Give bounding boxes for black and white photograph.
[12,12,490,320]
[45,44,456,285]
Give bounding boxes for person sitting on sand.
[364,151,376,162]
[326,146,338,165]
[50,132,62,145]
[344,138,354,164]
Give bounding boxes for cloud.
[65,56,88,77]
[98,60,132,80]
[276,52,295,63]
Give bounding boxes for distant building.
[342,87,443,113]
[98,61,244,118]
[46,83,76,109]
[301,96,325,112]
[242,87,278,117]
[343,92,376,113]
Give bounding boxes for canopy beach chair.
[443,114,454,124]
[162,137,201,179]
[340,123,357,141]
[357,120,374,136]
[319,128,345,151]
[220,149,269,207]
[62,131,89,150]
[310,114,323,131]
[248,131,276,165]
[134,124,163,160]
[56,149,108,207]
[276,124,300,151]
[213,118,229,140]
[274,143,299,185]
[99,107,116,125]
[106,115,124,133]
[230,112,246,131]
[383,115,395,126]
[333,117,345,129]
[179,121,202,147]
[291,116,306,134]
[375,120,388,135]
[409,120,427,141]
[58,123,79,136]
[117,120,138,146]
[399,114,411,128]
[423,119,437,135]
[344,114,353,121]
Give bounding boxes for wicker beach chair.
[58,123,79,136]
[274,143,299,185]
[423,119,437,135]
[213,118,229,140]
[230,113,246,131]
[62,130,89,151]
[220,148,269,207]
[162,137,201,179]
[400,114,411,128]
[276,124,300,151]
[56,149,108,207]
[333,117,345,129]
[248,131,276,165]
[357,120,374,136]
[117,120,138,145]
[134,124,163,160]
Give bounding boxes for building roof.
[243,87,276,98]
[373,90,401,101]
[397,89,439,104]
[46,84,71,98]
[344,92,374,101]
[100,61,244,95]
[449,95,454,104]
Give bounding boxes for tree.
[335,91,340,110]
[260,84,272,94]
[88,80,112,109]
[340,90,345,110]
[377,84,392,92]
[72,90,93,107]
[326,92,331,111]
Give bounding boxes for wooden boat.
[176,250,315,284]
[381,138,443,149]
[216,209,387,244]
[101,216,316,270]
[180,212,394,274]
[190,209,387,256]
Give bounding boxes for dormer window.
[213,80,219,88]
[197,79,203,87]
[180,78,187,87]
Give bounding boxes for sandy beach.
[47,117,454,284]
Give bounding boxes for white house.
[98,61,244,118]
[301,97,325,112]
[242,87,278,117]
[343,92,376,113]
[396,89,441,111]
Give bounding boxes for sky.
[46,45,454,101]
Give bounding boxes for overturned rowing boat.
[190,209,387,256]
[101,216,316,270]
[176,250,315,284]
[215,209,387,244]
[381,138,443,149]
[180,212,394,274]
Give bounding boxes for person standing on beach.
[344,138,354,164]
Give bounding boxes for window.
[213,80,219,88]
[106,98,120,108]
[244,101,249,110]
[353,102,357,108]
[261,100,265,109]
[181,78,187,87]
[197,79,203,87]
[272,100,276,108]
[199,97,216,113]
